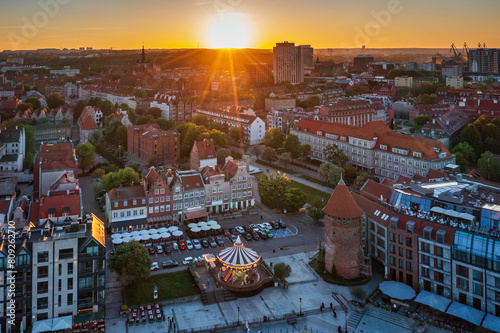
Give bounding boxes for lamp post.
[237,306,240,325]
[299,298,302,316]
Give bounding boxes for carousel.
[216,236,262,287]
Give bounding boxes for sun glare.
[208,13,250,49]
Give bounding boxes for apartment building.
[143,167,172,224]
[395,76,413,88]
[127,123,180,164]
[30,214,105,322]
[200,166,231,214]
[446,76,464,89]
[246,63,273,86]
[170,170,207,222]
[193,107,265,145]
[290,120,455,180]
[273,42,305,84]
[221,156,256,211]
[105,186,147,233]
[315,100,389,126]
[267,107,316,133]
[34,123,80,143]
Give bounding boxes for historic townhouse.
[105,186,147,233]
[221,156,256,211]
[200,166,231,214]
[291,120,455,180]
[143,167,172,224]
[169,170,207,222]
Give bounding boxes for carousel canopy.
[111,234,122,239]
[217,236,261,267]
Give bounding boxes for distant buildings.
[34,123,80,143]
[265,93,296,111]
[245,63,273,86]
[353,55,374,70]
[0,128,25,171]
[149,93,199,122]
[468,48,500,74]
[442,65,463,79]
[267,107,316,133]
[409,104,451,121]
[290,120,455,180]
[373,84,396,99]
[395,76,413,88]
[105,185,148,232]
[315,99,390,126]
[77,106,103,142]
[272,42,313,84]
[193,107,265,145]
[446,76,464,89]
[127,123,180,165]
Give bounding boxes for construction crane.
[483,42,487,49]
[450,43,462,58]
[478,42,483,49]
[463,42,470,58]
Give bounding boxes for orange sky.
[1,0,499,51]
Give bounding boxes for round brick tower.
[322,176,364,279]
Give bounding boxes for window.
[38,281,49,294]
[127,211,131,217]
[38,266,48,278]
[133,199,137,205]
[123,201,128,207]
[406,262,412,272]
[473,270,482,282]
[68,278,73,290]
[38,251,49,263]
[114,202,118,208]
[390,244,396,254]
[166,196,170,202]
[399,247,403,256]
[149,207,153,214]
[37,297,49,310]
[85,246,99,256]
[390,232,395,242]
[59,248,73,259]
[423,255,430,265]
[435,247,443,257]
[166,205,170,211]
[160,188,165,194]
[436,272,444,283]
[422,243,430,253]
[436,260,443,269]
[149,198,153,204]
[406,250,413,259]
[67,293,73,305]
[406,237,412,247]
[473,283,482,296]
[399,259,403,268]
[398,235,403,244]
[390,256,396,266]
[68,262,73,275]
[458,265,467,277]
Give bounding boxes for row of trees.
[257,172,306,212]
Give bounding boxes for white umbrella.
[160,232,171,238]
[151,234,162,240]
[190,227,201,233]
[141,234,151,241]
[158,227,169,233]
[206,220,218,226]
[197,222,208,227]
[188,223,198,228]
[122,237,132,243]
[379,281,416,300]
[149,229,160,234]
[112,238,123,244]
[139,230,150,236]
[200,225,211,231]
[211,224,221,230]
[111,234,122,239]
[133,235,144,242]
[172,230,183,237]
[168,226,179,232]
[130,231,141,237]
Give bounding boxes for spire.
[338,172,345,186]
[322,177,363,219]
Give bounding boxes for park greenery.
[102,167,141,192]
[257,172,306,212]
[75,142,96,173]
[108,241,152,287]
[273,263,292,283]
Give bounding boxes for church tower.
[137,42,150,71]
[322,176,370,279]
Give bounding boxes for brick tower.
[322,176,366,279]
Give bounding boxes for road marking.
[288,224,299,235]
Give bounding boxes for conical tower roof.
[322,175,364,218]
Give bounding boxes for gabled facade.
[105,186,147,233]
[143,167,172,223]
[201,166,231,214]
[170,171,207,222]
[221,156,256,211]
[190,139,217,171]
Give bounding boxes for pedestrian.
[333,309,337,318]
[207,279,210,287]
[330,302,333,309]
[338,325,342,333]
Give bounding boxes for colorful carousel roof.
[217,236,261,267]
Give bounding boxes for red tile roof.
[322,179,363,218]
[194,139,216,160]
[38,193,81,219]
[145,167,159,184]
[222,158,239,179]
[426,169,447,179]
[180,174,204,189]
[200,166,219,179]
[107,185,145,201]
[77,106,98,130]
[360,179,392,203]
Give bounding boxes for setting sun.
[208,13,250,49]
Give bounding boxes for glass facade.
[480,204,500,229]
[389,190,432,212]
[454,230,500,272]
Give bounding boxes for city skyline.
[1,0,500,51]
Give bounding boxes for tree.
[15,102,31,112]
[318,162,342,185]
[415,94,439,105]
[278,152,292,170]
[306,197,325,225]
[148,155,157,167]
[343,166,358,184]
[262,128,286,149]
[102,167,141,192]
[460,124,483,154]
[88,130,104,146]
[108,241,152,287]
[136,115,155,125]
[414,115,430,127]
[191,114,209,127]
[273,263,292,282]
[146,107,162,119]
[156,118,175,131]
[452,142,476,171]
[350,287,367,301]
[284,187,306,212]
[261,147,277,165]
[91,168,105,178]
[201,129,228,149]
[353,171,374,190]
[23,152,34,171]
[25,97,41,110]
[216,148,231,165]
[283,134,301,161]
[180,123,208,158]
[229,127,243,144]
[298,143,311,166]
[323,144,348,167]
[477,152,500,182]
[75,142,95,173]
[103,121,127,149]
[46,93,65,109]
[257,172,292,211]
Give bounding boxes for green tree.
[156,118,175,131]
[23,152,34,171]
[91,168,105,178]
[353,171,374,190]
[343,166,358,184]
[415,94,439,105]
[102,167,141,192]
[191,114,209,127]
[283,134,301,161]
[278,152,292,170]
[262,128,286,149]
[46,93,65,109]
[148,155,157,167]
[257,172,292,210]
[323,144,348,167]
[88,130,104,146]
[180,123,208,158]
[261,147,277,165]
[146,107,162,119]
[306,197,325,225]
[75,142,95,173]
[318,162,342,185]
[452,142,476,171]
[201,129,228,149]
[216,148,231,165]
[284,187,306,212]
[25,97,41,110]
[15,102,31,112]
[229,127,243,144]
[136,115,155,125]
[414,115,431,127]
[108,241,152,287]
[477,152,500,182]
[103,121,128,149]
[460,124,483,153]
[298,143,311,166]
[273,263,292,282]
[73,100,86,124]
[18,124,35,154]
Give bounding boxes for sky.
[0,0,499,51]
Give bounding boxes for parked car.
[208,236,218,248]
[156,245,163,254]
[259,231,268,240]
[221,227,230,237]
[279,220,286,229]
[179,242,186,250]
[265,229,274,238]
[172,242,179,251]
[263,222,273,230]
[185,239,194,250]
[229,234,238,243]
[251,232,260,241]
[201,238,210,248]
[235,226,245,234]
[271,221,280,230]
[162,260,178,268]
[192,239,202,250]
[257,224,267,231]
[243,233,253,242]
[244,225,253,233]
[147,247,155,255]
[183,257,197,265]
[215,236,226,247]
[151,262,159,271]
[163,245,172,255]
